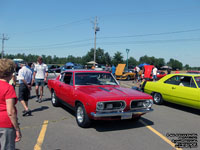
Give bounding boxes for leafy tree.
[184,64,190,70]
[167,58,183,70]
[155,58,165,68]
[104,52,112,65]
[112,51,124,66]
[128,57,138,67]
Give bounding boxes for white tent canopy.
[160,66,172,69]
[87,61,97,65]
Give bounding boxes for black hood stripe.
[98,87,110,92]
[113,87,123,92]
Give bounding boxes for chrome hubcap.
[52,92,56,104]
[154,93,161,103]
[77,106,84,123]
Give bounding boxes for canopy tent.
[87,61,97,65]
[138,63,149,68]
[160,66,172,69]
[65,62,74,66]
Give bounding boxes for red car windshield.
[75,72,118,86]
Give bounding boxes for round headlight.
[143,100,153,108]
[97,102,104,110]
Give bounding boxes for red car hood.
[76,85,152,100]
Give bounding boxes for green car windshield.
[194,77,200,88]
[75,73,118,85]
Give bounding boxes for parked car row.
[47,68,199,128]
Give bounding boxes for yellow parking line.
[34,120,49,150]
[139,120,182,150]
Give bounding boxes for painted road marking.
[34,120,49,150]
[139,120,182,150]
[120,83,182,150]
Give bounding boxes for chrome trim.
[130,99,152,110]
[111,73,120,85]
[96,100,126,112]
[91,108,153,118]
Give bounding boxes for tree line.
[2,48,199,70]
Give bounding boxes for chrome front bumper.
[91,108,153,118]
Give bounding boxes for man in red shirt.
[0,59,21,150]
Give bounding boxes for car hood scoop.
[77,86,152,100]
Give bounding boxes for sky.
[0,0,200,67]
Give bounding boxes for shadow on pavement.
[42,98,51,102]
[164,101,200,115]
[31,106,49,113]
[61,105,75,116]
[93,117,154,132]
[60,104,154,131]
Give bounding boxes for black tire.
[75,103,91,128]
[51,90,60,107]
[153,92,163,105]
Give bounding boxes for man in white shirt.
[18,62,33,116]
[152,66,158,81]
[32,56,48,103]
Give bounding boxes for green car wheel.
[153,93,163,105]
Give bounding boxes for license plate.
[121,114,132,120]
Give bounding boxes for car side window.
[165,75,197,88]
[164,75,181,85]
[190,78,197,88]
[60,73,64,82]
[62,72,73,86]
[178,76,193,87]
[194,77,200,88]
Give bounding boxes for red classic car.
[48,70,153,128]
[143,65,166,80]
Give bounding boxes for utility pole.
[126,49,130,70]
[92,16,100,63]
[1,34,9,59]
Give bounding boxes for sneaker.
[22,109,32,116]
[36,97,39,102]
[38,98,42,103]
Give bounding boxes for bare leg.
[40,86,43,99]
[35,85,39,98]
[20,100,29,111]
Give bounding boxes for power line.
[11,18,93,35]
[97,28,200,39]
[6,38,200,51]
[7,27,200,49]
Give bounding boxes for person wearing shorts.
[153,66,158,81]
[32,56,48,103]
[18,62,33,116]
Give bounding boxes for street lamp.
[126,49,130,70]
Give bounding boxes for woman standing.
[0,59,21,150]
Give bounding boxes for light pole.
[93,16,100,63]
[126,49,130,70]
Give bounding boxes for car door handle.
[172,87,176,89]
[59,84,62,87]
